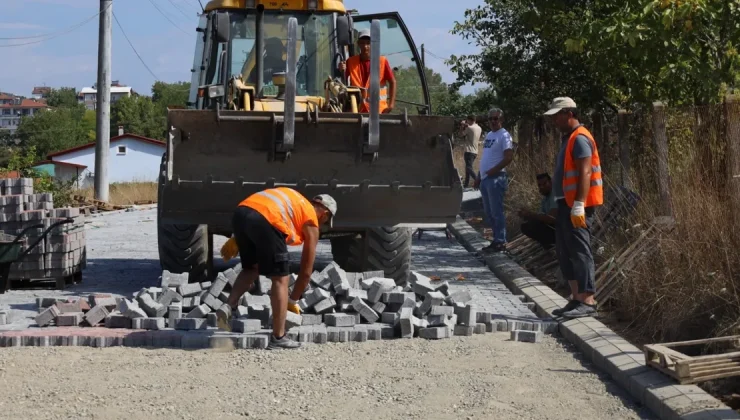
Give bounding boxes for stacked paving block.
[29,261,555,349]
[0,178,86,284]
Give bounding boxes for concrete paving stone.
[222,268,238,286]
[181,332,210,349]
[398,307,416,338]
[362,270,384,280]
[429,306,454,317]
[137,293,167,317]
[301,314,323,325]
[200,281,212,290]
[174,318,208,331]
[324,313,356,327]
[208,275,228,297]
[363,323,383,340]
[232,318,262,333]
[367,278,396,303]
[312,325,328,344]
[285,311,303,329]
[177,283,202,298]
[474,323,487,334]
[346,289,368,301]
[218,291,230,303]
[202,293,223,311]
[186,304,211,319]
[240,334,269,349]
[35,305,59,327]
[379,324,396,339]
[55,312,82,327]
[454,325,474,337]
[157,289,182,307]
[459,304,478,326]
[351,297,379,323]
[141,317,166,330]
[132,318,144,329]
[84,305,109,326]
[511,330,542,343]
[349,326,368,342]
[105,315,132,329]
[419,291,445,315]
[419,326,450,340]
[160,270,188,288]
[476,312,493,324]
[313,297,336,314]
[425,314,446,327]
[151,330,183,348]
[327,326,349,343]
[206,313,218,327]
[327,265,351,295]
[209,334,239,349]
[371,302,386,314]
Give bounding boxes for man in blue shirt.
[518,173,557,248]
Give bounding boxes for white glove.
[570,200,587,228]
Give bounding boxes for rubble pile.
[33,261,552,345]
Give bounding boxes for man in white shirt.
[474,108,514,252]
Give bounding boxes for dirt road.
[0,333,652,420]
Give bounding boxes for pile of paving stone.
[0,177,86,282]
[33,261,553,344]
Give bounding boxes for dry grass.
[78,182,158,206]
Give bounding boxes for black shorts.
[232,206,290,277]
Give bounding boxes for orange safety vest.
[563,126,604,208]
[346,55,389,113]
[239,187,319,246]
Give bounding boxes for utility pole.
[94,0,112,202]
[421,44,425,70]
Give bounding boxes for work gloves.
[570,200,587,229]
[288,299,301,315]
[220,236,239,262]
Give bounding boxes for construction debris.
[29,261,556,347]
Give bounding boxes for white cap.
[357,28,371,40]
[543,97,578,115]
[313,194,337,227]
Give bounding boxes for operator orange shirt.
[344,59,395,87]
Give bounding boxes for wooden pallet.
[9,271,82,291]
[644,335,740,384]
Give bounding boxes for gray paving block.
[474,323,487,334]
[371,302,386,314]
[105,314,132,329]
[301,314,323,325]
[56,312,83,327]
[35,305,60,327]
[232,318,262,333]
[511,330,542,343]
[367,278,397,303]
[84,305,109,326]
[325,313,356,327]
[285,311,303,329]
[351,297,379,323]
[419,291,445,315]
[381,312,399,325]
[398,307,416,338]
[419,326,450,340]
[137,293,167,317]
[453,325,474,336]
[175,318,208,331]
[327,264,351,295]
[222,268,238,287]
[235,305,250,318]
[349,326,368,342]
[181,332,210,349]
[364,323,383,340]
[186,304,211,319]
[346,288,367,301]
[209,274,228,297]
[161,270,189,288]
[202,293,222,311]
[240,334,269,349]
[327,326,350,342]
[142,317,166,330]
[459,304,478,326]
[177,283,202,298]
[157,289,182,307]
[430,306,454,316]
[118,299,148,319]
[313,297,336,314]
[312,325,328,344]
[206,312,218,327]
[425,314,446,327]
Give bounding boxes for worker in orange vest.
[339,28,397,114]
[216,187,337,350]
[544,97,603,319]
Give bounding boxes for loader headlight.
[208,85,225,99]
[307,0,318,10]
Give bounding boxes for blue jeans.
[480,173,508,244]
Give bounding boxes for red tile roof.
[32,160,88,169]
[47,133,166,159]
[0,94,14,101]
[0,99,49,109]
[32,87,51,95]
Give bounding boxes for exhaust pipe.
[283,17,298,152]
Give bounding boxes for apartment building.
[78,80,133,110]
[0,93,49,135]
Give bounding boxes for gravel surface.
[0,334,652,420]
[0,207,654,419]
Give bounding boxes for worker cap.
[543,97,578,116]
[313,194,338,227]
[357,28,371,40]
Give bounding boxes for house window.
[117,145,127,155]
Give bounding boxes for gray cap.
[313,194,337,227]
[357,28,371,40]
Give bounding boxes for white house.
[36,132,165,188]
[78,81,134,110]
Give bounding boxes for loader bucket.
[159,109,463,231]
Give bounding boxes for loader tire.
[330,227,412,284]
[156,152,210,283]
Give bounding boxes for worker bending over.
[217,187,337,350]
[518,173,557,248]
[339,28,397,113]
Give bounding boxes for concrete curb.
[447,216,739,420]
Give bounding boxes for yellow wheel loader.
[158,0,462,284]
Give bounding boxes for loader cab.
[188,7,431,115]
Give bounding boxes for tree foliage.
[47,87,80,108]
[15,107,90,160]
[151,81,190,114]
[111,96,165,140]
[449,0,740,120]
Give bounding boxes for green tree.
[151,81,191,114]
[47,87,80,108]
[15,107,90,160]
[111,96,165,140]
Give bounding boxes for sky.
[0,0,484,98]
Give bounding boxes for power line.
[0,5,106,47]
[146,0,191,35]
[425,49,448,62]
[0,7,105,41]
[167,0,194,20]
[113,12,160,81]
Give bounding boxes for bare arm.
[485,149,514,177]
[387,77,397,111]
[289,223,319,302]
[575,157,592,203]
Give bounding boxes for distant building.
[0,93,50,135]
[35,130,165,188]
[32,87,51,100]
[78,80,134,110]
